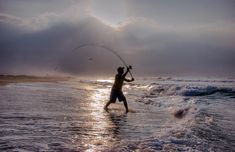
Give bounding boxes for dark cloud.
[0,15,122,75]
[125,0,235,26]
[0,1,235,77]
[0,0,85,18]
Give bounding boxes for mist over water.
[0,77,234,151]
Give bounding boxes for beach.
[0,76,235,151]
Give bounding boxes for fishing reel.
[128,65,132,70]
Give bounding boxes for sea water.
[0,77,234,151]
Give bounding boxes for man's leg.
[105,90,116,111]
[119,92,129,113]
[104,101,111,110]
[123,99,129,113]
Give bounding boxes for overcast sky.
[0,0,235,77]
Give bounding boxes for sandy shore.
[0,75,68,85]
[0,77,170,151]
[0,77,234,151]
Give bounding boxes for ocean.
[0,77,234,151]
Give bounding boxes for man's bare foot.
[104,107,108,111]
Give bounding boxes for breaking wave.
[147,84,235,97]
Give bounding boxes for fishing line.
[70,43,134,78]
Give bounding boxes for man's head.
[117,67,124,74]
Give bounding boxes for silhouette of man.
[104,66,134,113]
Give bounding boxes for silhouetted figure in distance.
[104,66,134,113]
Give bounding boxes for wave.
[147,84,235,97]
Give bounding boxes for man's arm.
[122,67,134,82]
[124,77,134,82]
[122,67,130,78]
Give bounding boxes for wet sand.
[0,75,68,86]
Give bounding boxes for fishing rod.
[71,43,134,78]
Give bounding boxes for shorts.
[109,89,126,103]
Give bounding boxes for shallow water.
[0,77,235,151]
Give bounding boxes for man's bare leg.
[104,101,112,111]
[123,99,129,113]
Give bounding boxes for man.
[104,66,134,113]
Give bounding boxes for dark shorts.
[109,89,126,103]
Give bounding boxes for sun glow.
[90,88,110,102]
[88,12,124,31]
[89,0,127,30]
[85,86,112,150]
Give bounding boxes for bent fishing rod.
[71,43,134,79]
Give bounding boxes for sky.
[0,0,235,77]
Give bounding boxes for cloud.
[0,0,90,31]
[112,19,235,76]
[0,3,235,77]
[0,11,121,75]
[0,13,24,24]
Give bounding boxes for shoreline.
[0,75,69,86]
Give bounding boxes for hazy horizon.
[0,0,235,77]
